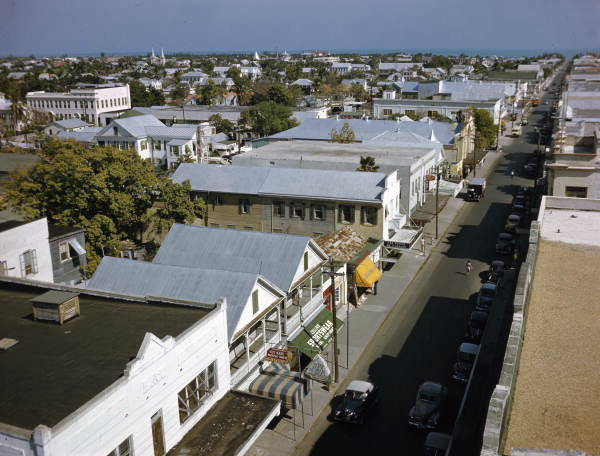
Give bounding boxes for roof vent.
[31,290,80,325]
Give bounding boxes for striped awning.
[249,373,305,409]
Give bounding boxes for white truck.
[511,125,522,137]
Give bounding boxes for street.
[292,88,558,455]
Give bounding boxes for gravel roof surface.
[505,240,600,455]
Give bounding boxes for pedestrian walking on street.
[511,170,515,179]
[420,237,426,255]
[465,260,472,275]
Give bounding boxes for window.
[291,204,304,219]
[243,226,253,231]
[153,140,161,150]
[59,241,70,262]
[304,251,309,271]
[252,290,259,314]
[362,206,378,225]
[427,110,438,117]
[0,260,7,276]
[405,110,415,116]
[312,205,325,221]
[178,361,217,423]
[383,108,393,116]
[213,195,223,205]
[239,199,250,214]
[273,201,285,217]
[106,437,132,456]
[20,250,38,276]
[339,205,355,223]
[139,140,147,151]
[335,286,341,304]
[226,225,236,229]
[565,186,588,198]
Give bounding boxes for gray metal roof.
[145,126,196,139]
[53,118,88,129]
[153,224,315,292]
[97,114,165,138]
[171,163,389,202]
[267,117,458,145]
[57,127,102,143]
[88,257,273,342]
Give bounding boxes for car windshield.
[419,393,438,403]
[459,352,474,362]
[481,287,495,297]
[471,318,485,329]
[346,390,366,400]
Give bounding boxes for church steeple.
[161,48,165,66]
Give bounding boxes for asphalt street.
[292,83,560,455]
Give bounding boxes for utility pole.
[435,165,440,239]
[323,257,344,385]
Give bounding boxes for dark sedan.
[408,382,447,430]
[333,380,378,424]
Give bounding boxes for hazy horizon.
[1,0,598,56]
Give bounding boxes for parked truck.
[511,125,522,137]
[532,98,540,107]
[465,178,486,202]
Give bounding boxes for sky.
[0,0,599,56]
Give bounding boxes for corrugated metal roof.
[88,257,267,342]
[145,126,196,139]
[54,118,88,129]
[153,224,313,291]
[172,164,387,202]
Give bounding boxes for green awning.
[290,308,344,358]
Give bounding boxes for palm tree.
[356,156,379,172]
[9,95,28,135]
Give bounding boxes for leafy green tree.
[330,122,356,143]
[471,108,497,150]
[171,83,189,104]
[208,114,234,135]
[226,66,253,105]
[240,101,298,137]
[5,138,203,275]
[356,156,379,172]
[266,85,296,106]
[129,80,165,107]
[349,83,369,102]
[197,79,226,105]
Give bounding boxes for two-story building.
[171,163,403,240]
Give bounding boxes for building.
[149,224,336,385]
[0,218,53,282]
[48,224,87,285]
[482,196,600,456]
[43,118,89,136]
[134,105,248,125]
[0,277,240,456]
[94,113,199,168]
[26,84,131,126]
[171,163,403,240]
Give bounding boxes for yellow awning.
[355,258,382,288]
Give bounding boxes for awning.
[68,239,86,256]
[290,308,344,359]
[248,373,305,409]
[355,258,382,288]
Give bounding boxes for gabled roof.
[88,257,282,342]
[97,114,165,138]
[171,163,389,203]
[52,118,88,129]
[153,224,325,292]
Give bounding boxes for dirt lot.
[504,240,600,455]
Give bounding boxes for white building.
[0,278,236,456]
[26,84,131,126]
[43,118,89,136]
[95,113,199,168]
[0,218,53,282]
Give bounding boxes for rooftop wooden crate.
[31,290,80,325]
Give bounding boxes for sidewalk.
[247,145,506,456]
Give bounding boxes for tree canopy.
[129,80,165,107]
[471,108,497,151]
[209,114,234,135]
[4,138,203,275]
[240,101,298,137]
[330,122,356,143]
[356,156,379,172]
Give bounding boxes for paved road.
[292,89,559,455]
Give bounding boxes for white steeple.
[161,48,165,66]
[151,48,155,58]
[254,51,260,61]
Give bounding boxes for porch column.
[261,319,266,348]
[244,333,250,369]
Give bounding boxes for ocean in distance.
[15,47,598,59]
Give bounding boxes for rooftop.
[0,279,211,430]
[171,163,390,203]
[504,198,600,454]
[48,224,83,239]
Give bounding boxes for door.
[151,411,165,456]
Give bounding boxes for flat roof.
[167,391,278,456]
[0,280,212,430]
[504,199,600,454]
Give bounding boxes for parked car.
[486,270,502,289]
[489,260,506,278]
[513,194,528,206]
[333,380,378,424]
[511,203,527,215]
[496,232,516,254]
[424,432,451,456]
[452,343,480,382]
[505,214,521,233]
[524,163,537,178]
[476,282,498,312]
[466,311,488,342]
[408,382,448,429]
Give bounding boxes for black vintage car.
[466,310,488,342]
[489,260,506,278]
[496,232,516,254]
[424,432,451,456]
[408,382,447,429]
[333,380,378,424]
[452,343,479,382]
